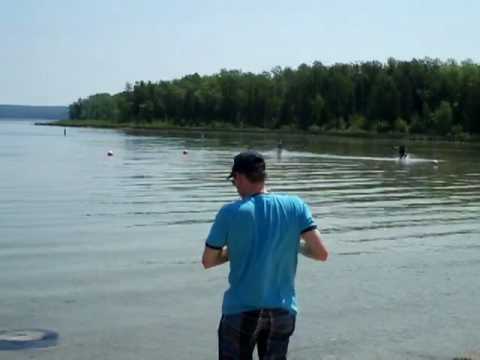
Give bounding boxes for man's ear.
[236,173,247,185]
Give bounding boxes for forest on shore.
[68,58,480,138]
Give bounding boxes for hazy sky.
[1,0,478,106]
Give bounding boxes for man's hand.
[202,246,229,269]
[299,229,328,261]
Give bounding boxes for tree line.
[69,58,480,136]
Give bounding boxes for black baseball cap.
[227,151,266,179]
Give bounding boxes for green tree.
[431,101,453,135]
[367,74,400,130]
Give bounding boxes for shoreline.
[36,119,479,143]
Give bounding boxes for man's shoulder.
[220,194,306,212]
[270,193,305,204]
[219,199,245,213]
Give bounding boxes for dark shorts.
[218,308,296,360]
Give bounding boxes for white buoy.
[0,329,58,350]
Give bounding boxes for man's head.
[228,151,267,196]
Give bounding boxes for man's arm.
[202,246,229,269]
[299,229,328,261]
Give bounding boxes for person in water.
[276,140,284,160]
[202,150,328,359]
[398,145,407,159]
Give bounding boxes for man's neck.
[241,185,268,199]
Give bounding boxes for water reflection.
[105,130,480,254]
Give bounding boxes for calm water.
[1,120,479,359]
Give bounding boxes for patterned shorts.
[218,308,296,360]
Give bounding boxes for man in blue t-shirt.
[202,150,328,360]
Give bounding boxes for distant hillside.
[0,104,68,120]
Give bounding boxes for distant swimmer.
[107,150,113,156]
[183,150,188,155]
[64,128,66,136]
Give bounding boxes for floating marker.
[0,329,59,350]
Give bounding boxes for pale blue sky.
[1,0,478,106]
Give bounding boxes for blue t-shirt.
[205,193,316,315]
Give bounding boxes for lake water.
[1,120,479,360]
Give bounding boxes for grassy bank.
[37,119,479,143]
